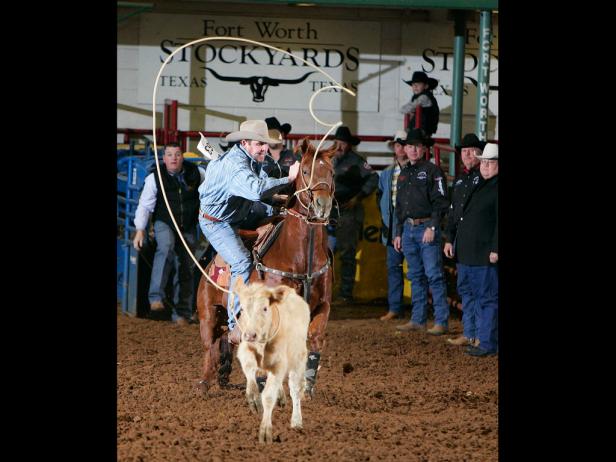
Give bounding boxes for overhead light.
[292,2,317,6]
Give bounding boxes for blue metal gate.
[117,143,209,317]
[117,143,157,316]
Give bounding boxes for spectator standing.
[455,143,499,357]
[328,126,379,303]
[444,133,485,346]
[262,128,300,179]
[393,128,450,335]
[132,143,206,325]
[377,129,409,321]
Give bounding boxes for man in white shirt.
[133,143,206,325]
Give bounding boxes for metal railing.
[118,99,498,177]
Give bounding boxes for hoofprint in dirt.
[118,306,497,462]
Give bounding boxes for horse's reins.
[292,143,335,220]
[297,152,339,226]
[255,202,331,304]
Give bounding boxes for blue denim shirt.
[377,164,401,246]
[198,144,289,225]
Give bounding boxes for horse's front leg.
[197,280,227,394]
[307,302,330,352]
[305,298,330,398]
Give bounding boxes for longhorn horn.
[204,67,252,84]
[263,71,316,86]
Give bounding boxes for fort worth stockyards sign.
[137,13,381,111]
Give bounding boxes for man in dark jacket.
[264,117,298,178]
[328,125,379,303]
[443,133,485,347]
[454,143,498,357]
[262,128,300,179]
[393,128,450,335]
[133,143,206,325]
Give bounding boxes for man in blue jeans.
[198,120,300,345]
[377,130,409,321]
[443,133,485,346]
[133,142,206,325]
[392,128,450,335]
[453,143,498,357]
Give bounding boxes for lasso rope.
[150,37,356,330]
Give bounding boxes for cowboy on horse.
[197,119,301,345]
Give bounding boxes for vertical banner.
[475,12,492,140]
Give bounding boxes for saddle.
[206,216,285,291]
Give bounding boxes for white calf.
[234,279,310,444]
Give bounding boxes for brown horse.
[196,138,336,396]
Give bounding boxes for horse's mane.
[297,139,336,161]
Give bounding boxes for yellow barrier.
[332,189,412,302]
[117,144,147,150]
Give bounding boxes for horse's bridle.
[254,154,334,303]
[291,158,335,224]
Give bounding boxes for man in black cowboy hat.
[443,133,486,347]
[401,71,440,138]
[262,126,300,180]
[265,116,292,137]
[328,125,379,303]
[393,128,450,335]
[219,140,239,152]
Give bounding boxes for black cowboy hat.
[455,133,487,150]
[265,116,292,136]
[403,71,439,90]
[333,126,361,145]
[402,127,434,147]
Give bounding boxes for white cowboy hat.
[225,120,280,144]
[475,142,498,160]
[387,129,408,148]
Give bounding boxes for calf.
[234,279,310,443]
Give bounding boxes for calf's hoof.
[290,420,303,430]
[259,424,273,444]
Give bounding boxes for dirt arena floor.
[117,304,498,461]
